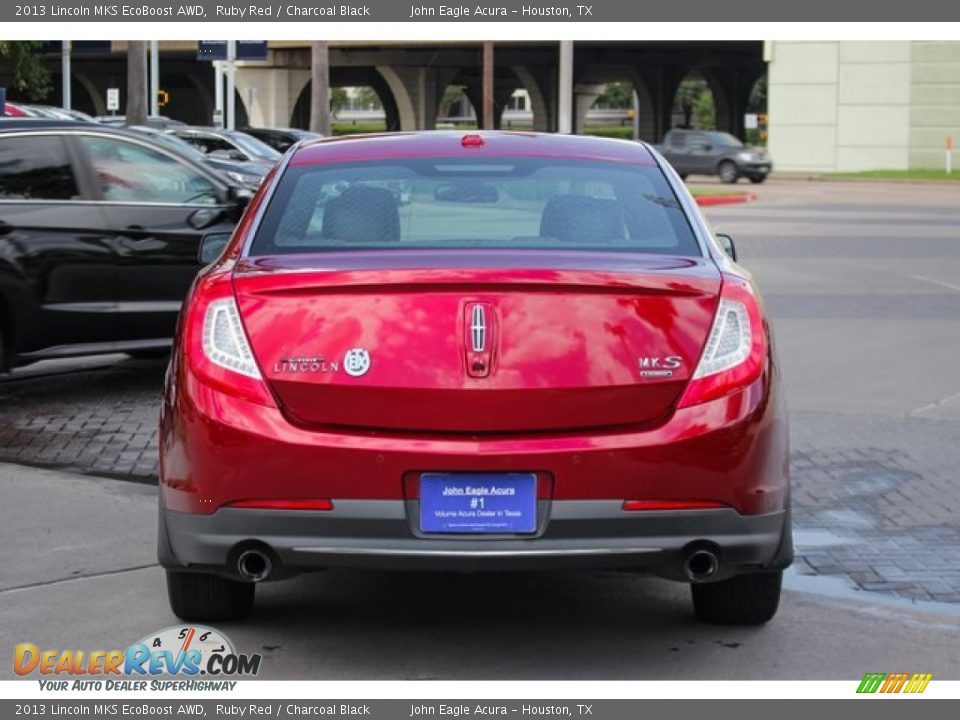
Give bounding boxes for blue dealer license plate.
[419,473,537,534]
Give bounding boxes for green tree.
[747,75,767,114]
[0,41,51,101]
[594,82,633,110]
[439,85,467,117]
[672,77,715,129]
[355,86,382,110]
[330,87,348,115]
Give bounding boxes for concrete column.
[235,66,310,128]
[573,83,604,134]
[558,41,574,133]
[376,66,419,131]
[512,64,555,132]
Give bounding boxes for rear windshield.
[250,157,700,256]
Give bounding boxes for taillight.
[677,275,767,408]
[185,272,276,407]
[202,298,261,379]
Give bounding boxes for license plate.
[419,473,537,534]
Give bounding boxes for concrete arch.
[290,68,402,131]
[695,66,732,134]
[375,66,418,131]
[511,64,551,132]
[72,72,104,116]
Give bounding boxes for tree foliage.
[594,82,633,110]
[672,77,716,129]
[0,41,51,101]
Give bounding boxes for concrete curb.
[695,193,756,207]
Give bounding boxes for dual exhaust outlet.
[236,545,719,583]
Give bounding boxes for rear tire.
[718,161,739,184]
[691,571,782,625]
[166,570,255,622]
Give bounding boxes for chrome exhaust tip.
[237,549,272,583]
[685,549,720,582]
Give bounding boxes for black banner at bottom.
[0,700,956,720]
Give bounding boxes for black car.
[241,127,322,153]
[0,119,248,370]
[167,127,280,165]
[128,126,267,189]
[656,129,773,184]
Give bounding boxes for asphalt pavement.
[2,178,960,679]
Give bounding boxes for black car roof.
[0,118,137,135]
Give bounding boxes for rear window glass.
[250,158,700,256]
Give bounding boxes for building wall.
[909,42,960,169]
[769,41,960,172]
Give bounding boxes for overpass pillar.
[512,64,556,132]
[573,83,604,134]
[234,66,310,128]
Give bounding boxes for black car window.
[252,158,701,257]
[0,135,80,200]
[191,135,236,155]
[78,136,220,205]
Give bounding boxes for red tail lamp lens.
[227,499,334,511]
[622,500,726,511]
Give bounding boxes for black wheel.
[166,570,255,622]
[748,175,767,184]
[678,174,689,181]
[691,571,782,625]
[718,161,739,184]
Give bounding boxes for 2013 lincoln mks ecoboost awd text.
[159,132,791,625]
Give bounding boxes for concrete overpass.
[25,40,765,142]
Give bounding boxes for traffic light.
[157,89,169,108]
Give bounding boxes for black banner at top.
[4,0,959,23]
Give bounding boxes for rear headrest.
[540,195,625,244]
[322,186,400,243]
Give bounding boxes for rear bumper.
[159,502,792,581]
[740,162,772,176]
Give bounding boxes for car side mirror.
[187,207,223,230]
[228,185,254,205]
[198,231,232,264]
[716,233,737,261]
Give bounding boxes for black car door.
[71,132,233,343]
[0,132,117,357]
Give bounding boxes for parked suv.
[241,127,322,153]
[0,119,248,370]
[657,129,772,184]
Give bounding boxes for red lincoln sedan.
[159,131,791,625]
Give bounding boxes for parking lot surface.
[2,178,960,678]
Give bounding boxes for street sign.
[197,41,228,61]
[198,41,268,62]
[73,41,112,55]
[237,42,269,61]
[745,113,758,130]
[106,88,120,112]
